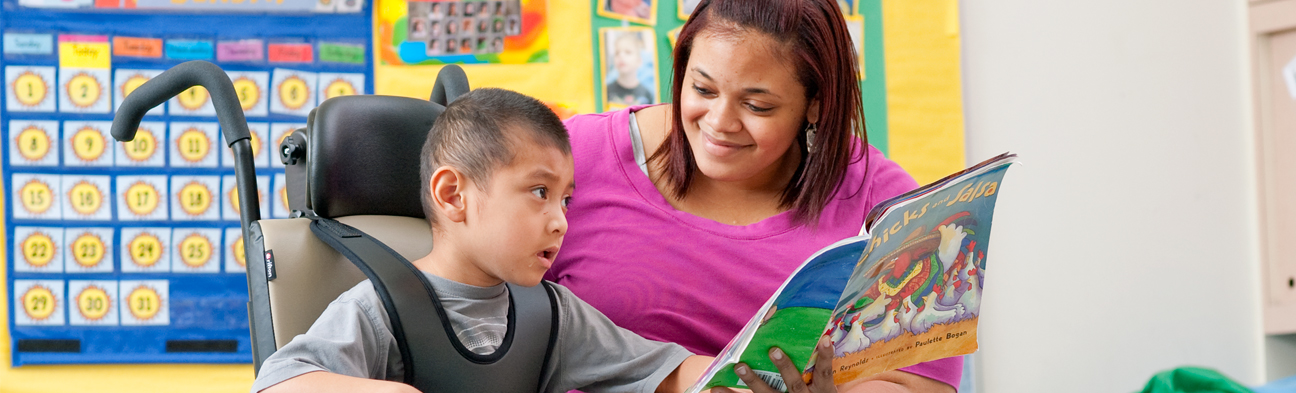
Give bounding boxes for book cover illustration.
[688,154,1015,392]
[823,161,1010,383]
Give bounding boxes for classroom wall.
[959,0,1265,392]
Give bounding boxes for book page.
[689,236,870,393]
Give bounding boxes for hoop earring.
[805,122,818,154]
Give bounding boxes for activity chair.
[111,61,558,392]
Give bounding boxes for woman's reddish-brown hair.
[651,0,866,225]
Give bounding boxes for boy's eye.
[531,187,548,199]
[561,196,572,209]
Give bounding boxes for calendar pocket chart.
[14,226,65,273]
[9,120,59,166]
[6,66,56,112]
[13,280,66,326]
[223,227,246,274]
[168,122,219,168]
[116,175,168,221]
[68,280,119,326]
[64,227,114,274]
[63,121,115,167]
[61,175,112,221]
[114,121,166,167]
[3,5,372,365]
[171,228,221,274]
[119,227,171,273]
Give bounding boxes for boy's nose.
[549,210,568,235]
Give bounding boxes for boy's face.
[613,36,641,76]
[459,137,574,287]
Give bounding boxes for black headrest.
[303,95,443,219]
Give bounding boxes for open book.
[687,153,1018,392]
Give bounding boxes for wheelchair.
[111,61,555,392]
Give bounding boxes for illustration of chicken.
[908,292,963,334]
[833,313,872,355]
[954,256,983,318]
[864,308,903,344]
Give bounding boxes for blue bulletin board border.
[1,3,373,366]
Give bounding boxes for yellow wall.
[0,1,962,391]
[884,0,967,184]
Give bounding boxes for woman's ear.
[431,166,468,223]
[806,98,821,125]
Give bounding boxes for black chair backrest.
[300,95,442,219]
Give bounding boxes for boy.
[251,88,711,393]
[606,31,654,107]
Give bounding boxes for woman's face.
[679,30,819,185]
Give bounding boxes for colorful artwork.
[379,0,550,65]
[598,0,655,25]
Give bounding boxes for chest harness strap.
[309,217,560,392]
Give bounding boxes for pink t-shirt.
[546,106,962,388]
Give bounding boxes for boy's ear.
[431,166,469,223]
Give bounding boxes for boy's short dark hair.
[419,88,570,226]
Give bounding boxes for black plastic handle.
[429,64,470,106]
[111,60,251,147]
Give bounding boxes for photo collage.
[407,0,523,56]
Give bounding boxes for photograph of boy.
[605,0,652,21]
[679,0,699,19]
[249,88,710,393]
[604,29,657,108]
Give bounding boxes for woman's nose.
[705,99,741,133]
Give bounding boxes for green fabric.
[1139,367,1253,393]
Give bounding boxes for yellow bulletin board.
[0,0,964,391]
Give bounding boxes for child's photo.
[409,18,429,39]
[445,38,459,53]
[428,2,443,18]
[463,1,476,16]
[494,0,506,16]
[505,15,521,35]
[445,17,459,35]
[446,1,458,16]
[602,27,658,109]
[678,0,699,19]
[600,0,655,25]
[490,36,504,52]
[426,38,442,55]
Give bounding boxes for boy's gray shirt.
[251,272,694,393]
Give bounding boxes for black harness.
[309,217,560,392]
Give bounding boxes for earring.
[805,122,818,154]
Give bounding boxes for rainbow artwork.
[377,0,550,65]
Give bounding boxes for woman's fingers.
[733,363,779,393]
[768,347,810,392]
[812,337,835,385]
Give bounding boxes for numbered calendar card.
[1,3,372,365]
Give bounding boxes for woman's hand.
[716,337,837,393]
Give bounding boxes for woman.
[547,0,962,392]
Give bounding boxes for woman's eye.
[692,85,714,96]
[531,187,548,199]
[745,103,772,113]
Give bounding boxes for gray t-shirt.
[251,272,693,393]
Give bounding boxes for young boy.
[251,88,711,393]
